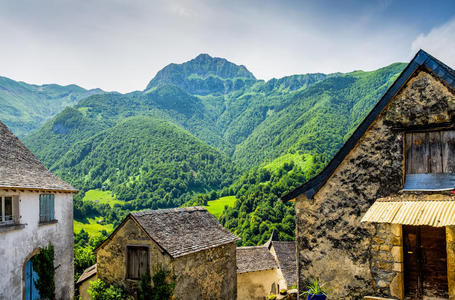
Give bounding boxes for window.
[404,129,455,190]
[126,246,149,280]
[0,196,19,224]
[39,194,55,223]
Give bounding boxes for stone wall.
[96,217,169,287]
[370,224,403,298]
[173,242,237,300]
[295,69,455,298]
[96,217,237,300]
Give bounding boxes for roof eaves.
[280,49,452,201]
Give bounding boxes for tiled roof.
[236,246,277,274]
[272,241,297,286]
[76,264,97,284]
[0,121,76,192]
[131,207,239,258]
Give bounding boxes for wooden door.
[403,226,448,299]
[126,246,149,279]
[24,259,40,300]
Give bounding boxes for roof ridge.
[132,206,207,216]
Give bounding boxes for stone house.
[237,246,280,299]
[282,50,455,299]
[79,206,239,299]
[264,235,297,290]
[237,233,297,299]
[0,121,76,299]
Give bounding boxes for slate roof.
[0,121,76,192]
[76,264,97,284]
[236,246,277,274]
[281,49,455,201]
[271,241,297,286]
[129,207,239,258]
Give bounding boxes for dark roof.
[76,264,97,285]
[271,241,297,286]
[281,49,455,201]
[236,246,278,274]
[129,207,239,258]
[0,121,76,192]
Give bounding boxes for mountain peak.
[145,54,256,95]
[193,53,212,61]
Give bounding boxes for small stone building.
[0,121,76,299]
[282,50,455,299]
[237,246,280,299]
[79,206,239,300]
[77,264,98,300]
[237,233,297,299]
[265,236,297,290]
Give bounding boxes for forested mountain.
[20,54,406,246]
[145,53,256,95]
[0,76,103,137]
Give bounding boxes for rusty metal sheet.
[361,200,455,227]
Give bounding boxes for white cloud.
[411,18,455,69]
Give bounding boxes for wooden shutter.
[405,130,455,191]
[39,194,55,222]
[49,195,54,220]
[406,130,455,174]
[12,196,19,223]
[127,246,149,279]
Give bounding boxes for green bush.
[137,268,176,300]
[88,279,128,300]
[31,244,55,299]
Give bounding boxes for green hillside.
[23,54,406,246]
[0,76,103,137]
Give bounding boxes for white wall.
[0,190,74,300]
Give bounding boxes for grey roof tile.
[272,241,297,286]
[0,121,76,192]
[131,206,239,258]
[236,246,277,274]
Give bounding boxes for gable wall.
[295,69,455,298]
[96,217,237,300]
[96,217,170,287]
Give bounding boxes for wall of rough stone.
[96,217,172,288]
[172,242,237,300]
[96,217,237,300]
[295,69,455,299]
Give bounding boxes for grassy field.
[263,152,314,173]
[74,217,114,237]
[82,189,123,208]
[205,196,237,218]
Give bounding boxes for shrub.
[31,244,55,299]
[88,279,128,300]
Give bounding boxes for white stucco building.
[0,121,77,299]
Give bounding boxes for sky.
[0,0,454,93]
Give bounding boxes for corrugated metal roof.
[361,196,455,227]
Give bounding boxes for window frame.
[0,195,19,225]
[403,127,455,191]
[39,194,55,223]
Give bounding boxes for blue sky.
[0,0,454,92]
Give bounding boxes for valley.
[1,54,406,247]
